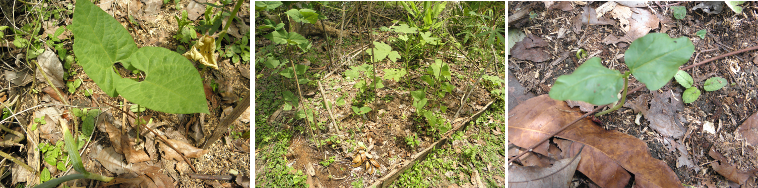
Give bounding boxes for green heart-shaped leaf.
[549,57,624,105]
[704,77,727,91]
[625,33,695,91]
[116,47,208,114]
[71,0,207,114]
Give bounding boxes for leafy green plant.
[671,6,686,20]
[351,105,372,116]
[421,59,455,98]
[72,108,101,138]
[223,34,251,64]
[674,70,728,103]
[549,33,695,115]
[70,0,208,114]
[35,120,113,188]
[320,156,336,167]
[405,133,419,148]
[400,1,447,32]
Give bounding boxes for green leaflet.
[704,77,728,91]
[625,33,695,91]
[549,57,624,105]
[674,70,693,88]
[683,87,700,103]
[70,0,208,114]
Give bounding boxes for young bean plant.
[549,33,695,116]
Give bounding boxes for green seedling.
[70,0,208,114]
[726,1,746,14]
[35,120,113,188]
[674,70,727,103]
[696,29,707,39]
[351,106,372,116]
[405,133,419,148]
[576,49,588,59]
[31,115,46,131]
[399,1,447,32]
[549,33,695,116]
[320,156,336,167]
[672,6,686,20]
[67,79,82,94]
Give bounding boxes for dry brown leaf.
[595,1,617,19]
[622,93,650,114]
[616,1,648,7]
[38,107,63,144]
[709,148,755,185]
[36,49,65,88]
[186,0,207,21]
[509,95,682,188]
[611,5,632,32]
[509,34,550,63]
[121,133,150,164]
[552,2,574,11]
[555,138,631,187]
[97,112,123,153]
[571,6,615,33]
[566,100,595,112]
[737,112,758,147]
[509,149,581,188]
[645,91,685,138]
[91,145,132,175]
[603,8,659,45]
[165,137,207,158]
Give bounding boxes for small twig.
[188,173,233,181]
[203,93,249,150]
[317,81,341,134]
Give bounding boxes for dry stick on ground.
[287,49,321,146]
[508,45,758,163]
[203,93,250,150]
[317,81,341,134]
[101,102,198,173]
[370,101,494,188]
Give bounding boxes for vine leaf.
[70,0,137,96]
[625,33,695,91]
[71,0,208,114]
[549,57,624,105]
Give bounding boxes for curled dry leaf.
[509,95,682,188]
[509,34,550,63]
[509,148,581,188]
[566,100,595,112]
[36,49,65,88]
[603,7,660,45]
[709,148,755,185]
[121,133,150,164]
[91,145,132,175]
[571,6,615,33]
[97,112,124,153]
[183,35,219,70]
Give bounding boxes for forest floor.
[0,0,251,187]
[255,2,505,188]
[509,1,758,187]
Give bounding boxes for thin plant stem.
[596,77,629,116]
